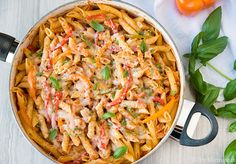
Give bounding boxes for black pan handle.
[171,102,218,146]
[0,32,18,62]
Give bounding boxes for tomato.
[176,0,216,15]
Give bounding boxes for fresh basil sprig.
[216,104,236,118]
[224,140,236,164]
[224,79,236,101]
[229,121,236,133]
[202,6,222,42]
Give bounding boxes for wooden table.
[0,0,234,163]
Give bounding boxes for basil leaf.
[36,72,43,77]
[217,104,236,118]
[102,65,111,80]
[197,36,228,58]
[90,20,104,32]
[123,70,129,78]
[202,6,222,42]
[234,60,236,71]
[49,77,62,91]
[103,112,116,119]
[188,55,196,75]
[224,79,236,101]
[111,92,115,99]
[36,49,43,58]
[93,82,98,90]
[140,40,147,53]
[210,105,218,116]
[197,84,220,108]
[229,121,236,132]
[190,69,208,95]
[191,32,203,53]
[113,146,128,159]
[197,36,228,61]
[49,128,58,141]
[121,119,127,126]
[224,139,236,164]
[78,33,93,47]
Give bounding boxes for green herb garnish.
[49,128,58,141]
[102,65,111,80]
[102,112,116,119]
[93,82,98,90]
[140,40,147,53]
[90,20,105,32]
[224,79,236,101]
[121,119,127,126]
[36,72,43,77]
[49,76,62,91]
[123,70,129,78]
[229,121,236,133]
[113,146,128,159]
[36,49,43,58]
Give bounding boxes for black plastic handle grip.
[174,102,218,146]
[0,32,18,62]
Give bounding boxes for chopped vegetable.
[107,68,133,107]
[102,65,111,80]
[90,20,105,32]
[93,82,98,90]
[36,49,43,58]
[102,112,116,119]
[113,146,128,159]
[53,28,73,51]
[140,40,147,53]
[100,121,107,149]
[36,72,43,77]
[121,119,127,126]
[104,19,118,33]
[86,14,106,21]
[49,77,62,91]
[143,97,176,123]
[152,96,165,105]
[49,128,58,141]
[123,70,129,78]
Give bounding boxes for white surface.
[0,0,236,164]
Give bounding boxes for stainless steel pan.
[0,0,218,163]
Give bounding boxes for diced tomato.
[107,67,133,107]
[104,19,118,33]
[86,14,106,21]
[153,96,165,105]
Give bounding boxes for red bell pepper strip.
[152,96,165,105]
[86,14,106,21]
[107,68,133,107]
[54,91,63,116]
[52,28,73,51]
[100,121,107,149]
[104,19,118,33]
